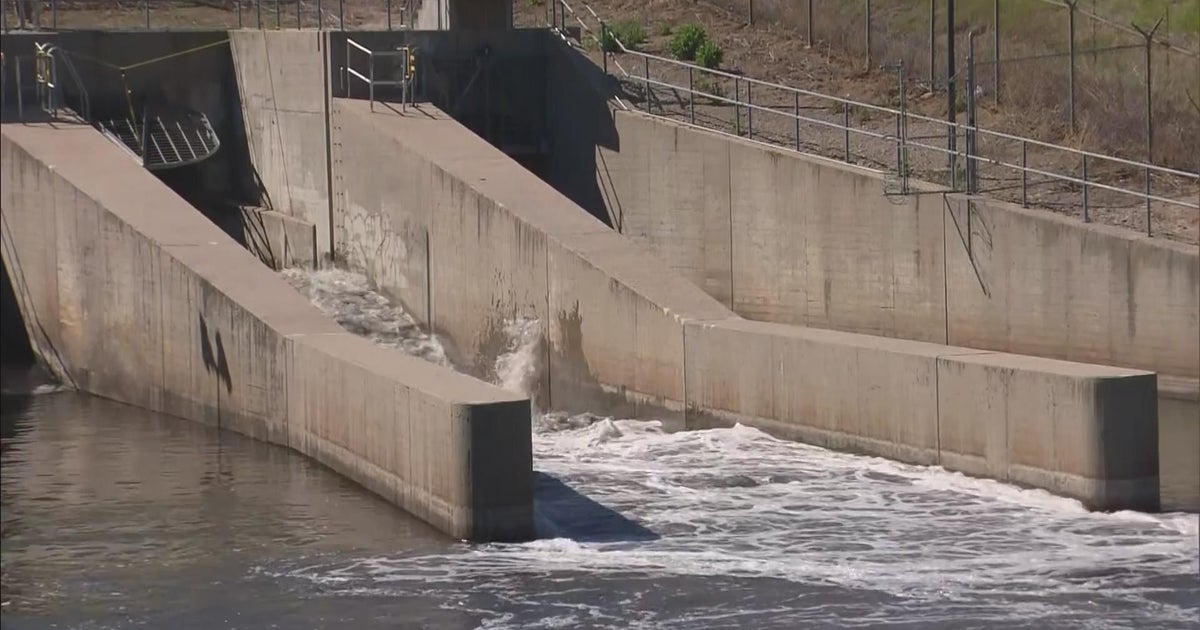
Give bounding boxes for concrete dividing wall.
[0,121,534,542]
[330,100,1160,510]
[229,29,334,257]
[594,111,1199,382]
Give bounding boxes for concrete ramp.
[0,120,534,542]
[331,100,1161,511]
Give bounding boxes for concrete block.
[938,353,1159,511]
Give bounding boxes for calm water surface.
[1,268,1196,629]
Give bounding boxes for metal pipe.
[929,0,935,84]
[967,31,977,194]
[276,0,281,29]
[145,0,151,29]
[297,0,301,29]
[258,0,263,28]
[388,0,392,31]
[644,55,650,113]
[318,0,322,30]
[369,52,374,111]
[734,78,740,136]
[1145,167,1152,236]
[238,1,243,28]
[53,0,57,30]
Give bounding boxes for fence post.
[748,0,754,26]
[1020,140,1027,207]
[807,0,814,46]
[145,0,150,29]
[276,0,281,29]
[237,1,243,28]
[257,0,263,28]
[644,55,651,113]
[297,0,301,29]
[1133,18,1163,235]
[929,0,935,85]
[318,0,322,29]
[992,0,999,104]
[966,32,977,194]
[388,0,393,30]
[1081,154,1089,222]
[1067,0,1076,132]
[52,0,57,30]
[865,0,871,69]
[946,0,956,189]
[339,0,344,30]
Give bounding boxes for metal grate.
[98,111,221,171]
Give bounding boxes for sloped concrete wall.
[329,100,1160,510]
[593,111,1199,384]
[0,121,533,542]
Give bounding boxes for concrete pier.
[0,120,535,542]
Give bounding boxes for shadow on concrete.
[198,314,232,394]
[542,35,622,229]
[533,472,658,543]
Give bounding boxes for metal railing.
[345,37,416,112]
[2,0,418,32]
[550,0,1199,239]
[99,111,221,170]
[1,42,89,121]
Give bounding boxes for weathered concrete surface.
[0,120,534,542]
[242,207,317,270]
[229,29,333,258]
[331,100,1159,510]
[593,111,1199,383]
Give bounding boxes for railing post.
[145,0,151,29]
[843,101,850,161]
[794,90,801,151]
[53,0,58,30]
[1020,140,1027,207]
[734,78,741,136]
[747,81,753,140]
[966,31,977,194]
[688,66,695,124]
[339,0,344,30]
[1081,154,1089,222]
[297,0,301,29]
[1145,167,1152,236]
[644,55,650,113]
[388,0,393,31]
[748,0,754,25]
[237,1,243,28]
[257,0,263,28]
[929,0,935,84]
[277,0,282,29]
[369,53,375,111]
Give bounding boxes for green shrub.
[670,23,707,61]
[695,39,724,69]
[603,20,645,52]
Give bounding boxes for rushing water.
[2,267,1197,629]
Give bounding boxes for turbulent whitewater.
[278,267,1199,629]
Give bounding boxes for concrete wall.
[229,29,334,258]
[329,100,1159,510]
[0,121,534,542]
[592,111,1200,383]
[242,206,318,270]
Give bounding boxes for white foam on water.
[278,266,1200,628]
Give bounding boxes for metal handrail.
[345,37,415,112]
[553,0,1199,237]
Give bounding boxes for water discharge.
[277,267,1200,629]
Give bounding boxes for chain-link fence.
[700,0,1199,173]
[1,0,421,32]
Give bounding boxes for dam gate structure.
[1,2,1195,541]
